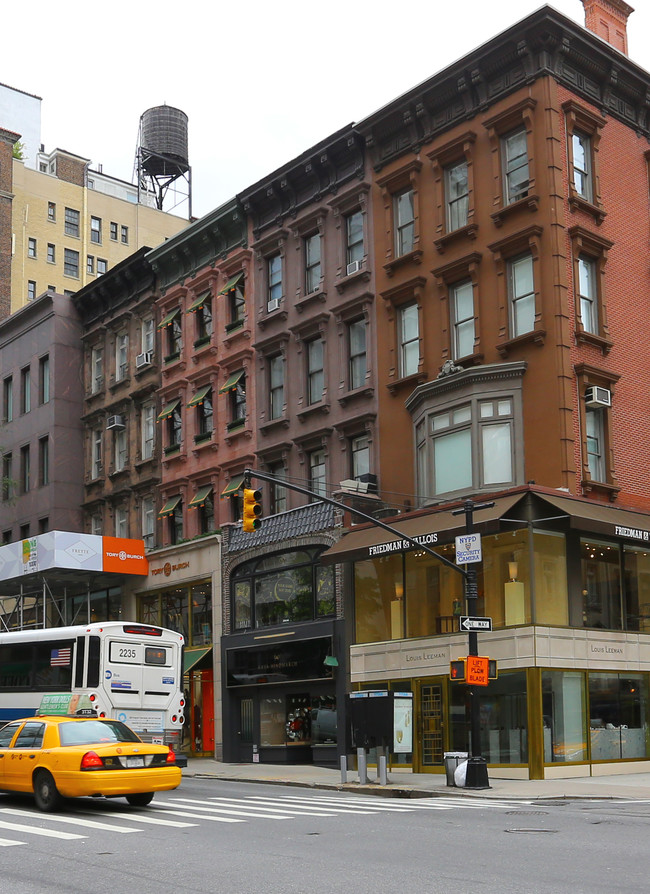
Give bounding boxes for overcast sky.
[5,1,650,220]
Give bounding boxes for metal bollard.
[340,754,347,784]
[357,747,368,784]
[378,753,388,786]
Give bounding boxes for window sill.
[434,223,479,254]
[581,478,620,501]
[164,352,181,364]
[496,328,546,358]
[193,335,212,350]
[386,370,427,395]
[296,402,330,422]
[576,329,613,355]
[338,386,374,408]
[491,194,540,228]
[569,193,606,225]
[108,466,130,479]
[259,416,291,434]
[383,249,423,278]
[335,266,371,294]
[164,444,181,456]
[225,320,245,334]
[109,376,130,392]
[295,288,327,313]
[194,431,213,444]
[224,423,252,446]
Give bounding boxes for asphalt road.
[1,777,649,894]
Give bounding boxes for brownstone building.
[323,1,650,778]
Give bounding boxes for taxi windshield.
[58,719,141,747]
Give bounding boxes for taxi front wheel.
[34,770,63,812]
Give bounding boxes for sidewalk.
[182,757,650,801]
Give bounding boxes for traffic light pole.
[451,499,494,790]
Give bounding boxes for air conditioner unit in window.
[346,260,361,276]
[585,386,611,408]
[136,351,153,369]
[106,415,125,430]
[267,298,281,313]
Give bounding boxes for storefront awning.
[157,307,180,329]
[534,492,650,543]
[189,485,213,509]
[184,646,212,675]
[187,291,210,314]
[157,398,180,422]
[219,272,244,295]
[158,495,182,518]
[219,369,245,394]
[221,473,245,499]
[186,385,211,409]
[320,492,524,565]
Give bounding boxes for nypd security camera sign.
[455,532,482,564]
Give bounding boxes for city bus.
[0,622,186,752]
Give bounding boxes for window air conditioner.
[585,386,611,408]
[346,260,361,276]
[106,415,125,430]
[136,351,153,369]
[267,298,281,313]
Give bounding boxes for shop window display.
[581,539,622,629]
[259,693,334,747]
[542,671,587,763]
[137,583,212,647]
[449,671,528,763]
[588,672,648,761]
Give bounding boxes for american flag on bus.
[51,648,71,667]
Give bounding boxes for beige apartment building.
[11,148,187,312]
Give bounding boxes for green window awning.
[189,485,213,509]
[157,307,180,329]
[187,385,212,409]
[158,494,182,518]
[157,398,180,422]
[219,272,244,295]
[184,646,212,675]
[219,369,245,394]
[187,291,210,314]
[221,473,244,499]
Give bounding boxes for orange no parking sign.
[466,656,490,686]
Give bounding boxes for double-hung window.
[90,217,102,244]
[268,254,282,308]
[196,389,213,437]
[115,507,128,539]
[64,208,79,237]
[114,428,127,472]
[348,319,367,391]
[502,127,529,204]
[345,211,364,271]
[398,304,419,377]
[445,161,469,231]
[64,249,79,278]
[267,461,287,515]
[578,255,598,334]
[351,435,370,480]
[394,189,414,256]
[572,131,592,201]
[92,429,102,478]
[269,355,284,420]
[141,317,154,355]
[450,281,475,360]
[196,297,213,343]
[586,407,605,482]
[508,253,535,337]
[305,234,321,294]
[28,238,37,258]
[91,347,103,393]
[309,449,327,499]
[142,497,155,549]
[115,333,128,381]
[141,404,155,460]
[307,338,324,404]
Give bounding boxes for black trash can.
[444,752,468,786]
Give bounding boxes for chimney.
[582,0,634,55]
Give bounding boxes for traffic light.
[242,488,262,532]
[449,659,466,682]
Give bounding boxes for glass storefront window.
[137,582,212,647]
[260,697,285,746]
[589,672,648,760]
[449,671,528,763]
[286,694,311,744]
[581,539,622,629]
[231,548,335,632]
[542,671,587,762]
[533,531,568,625]
[355,555,402,643]
[311,694,337,745]
[623,545,650,632]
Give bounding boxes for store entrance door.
[188,668,214,756]
[415,679,444,772]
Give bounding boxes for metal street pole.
[453,499,493,790]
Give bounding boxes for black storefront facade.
[221,503,347,765]
[322,485,650,780]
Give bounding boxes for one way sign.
[459,615,492,632]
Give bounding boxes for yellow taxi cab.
[0,711,182,812]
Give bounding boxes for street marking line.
[151,808,244,823]
[0,808,141,833]
[158,800,295,820]
[0,819,84,840]
[0,838,24,847]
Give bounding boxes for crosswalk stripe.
[265,795,416,813]
[206,796,382,816]
[158,800,295,820]
[0,819,84,840]
[0,808,141,833]
[177,796,338,817]
[0,837,24,847]
[76,811,198,829]
[151,807,244,824]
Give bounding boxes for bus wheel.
[126,792,154,807]
[34,770,63,812]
